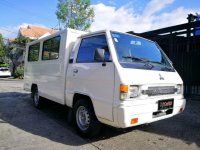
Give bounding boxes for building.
[18,25,58,39]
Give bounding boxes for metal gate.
[162,36,200,97]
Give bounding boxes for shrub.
[15,68,24,79]
[0,63,9,68]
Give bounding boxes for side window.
[28,43,40,62]
[42,36,61,60]
[76,35,111,63]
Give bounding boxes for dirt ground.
[0,79,200,150]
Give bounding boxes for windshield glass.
[111,32,172,68]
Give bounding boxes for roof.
[8,38,15,43]
[19,25,58,39]
[27,28,87,46]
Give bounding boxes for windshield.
[111,32,172,69]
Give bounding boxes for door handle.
[73,69,78,73]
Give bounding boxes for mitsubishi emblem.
[159,74,164,80]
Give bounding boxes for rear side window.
[28,43,40,61]
[42,36,61,60]
[76,35,110,63]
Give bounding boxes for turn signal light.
[131,118,138,124]
[120,85,128,93]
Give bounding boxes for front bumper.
[115,98,186,128]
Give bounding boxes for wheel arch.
[72,93,94,108]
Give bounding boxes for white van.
[24,28,186,137]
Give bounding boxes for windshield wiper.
[122,56,154,69]
[122,56,148,62]
[161,66,174,71]
[150,61,163,65]
[150,61,174,71]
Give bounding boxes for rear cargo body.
[24,28,86,105]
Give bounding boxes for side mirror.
[94,48,105,62]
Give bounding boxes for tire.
[73,99,101,137]
[32,86,43,109]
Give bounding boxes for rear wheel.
[32,86,43,109]
[73,99,101,137]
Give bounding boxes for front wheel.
[73,99,101,137]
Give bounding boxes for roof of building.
[19,25,58,39]
[8,38,15,43]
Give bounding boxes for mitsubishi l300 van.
[24,28,186,137]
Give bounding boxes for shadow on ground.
[0,92,199,147]
[0,92,89,146]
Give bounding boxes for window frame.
[28,42,40,62]
[76,34,112,63]
[42,35,61,61]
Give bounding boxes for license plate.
[158,99,173,110]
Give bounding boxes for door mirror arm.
[102,59,106,66]
[94,48,106,66]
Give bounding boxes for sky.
[0,0,200,39]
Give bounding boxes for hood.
[118,67,183,85]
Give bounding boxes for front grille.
[142,86,177,96]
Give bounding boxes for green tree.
[13,36,32,47]
[56,0,95,31]
[0,33,6,63]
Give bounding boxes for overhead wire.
[0,5,58,39]
[0,0,60,39]
[0,0,55,22]
[0,27,18,34]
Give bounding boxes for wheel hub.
[76,106,90,131]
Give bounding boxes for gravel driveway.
[0,79,200,150]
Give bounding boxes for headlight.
[129,86,139,98]
[177,84,183,94]
[120,85,139,100]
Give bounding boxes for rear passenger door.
[38,36,66,104]
[68,34,115,121]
